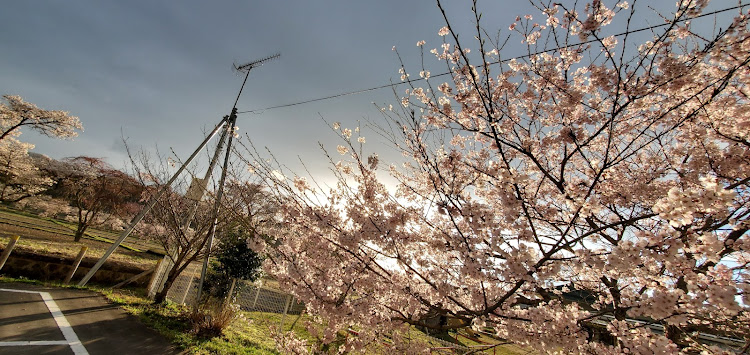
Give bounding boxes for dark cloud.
[2,0,726,178]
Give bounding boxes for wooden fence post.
[64,246,88,284]
[0,236,20,272]
[251,282,262,309]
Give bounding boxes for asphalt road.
[0,282,182,355]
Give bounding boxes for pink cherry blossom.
[241,1,750,353]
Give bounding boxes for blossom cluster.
[246,1,750,353]
[0,95,83,203]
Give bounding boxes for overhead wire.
[236,3,749,116]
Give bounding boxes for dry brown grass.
[0,207,161,270]
[187,301,238,339]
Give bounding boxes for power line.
[237,3,748,116]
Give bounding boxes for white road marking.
[0,288,89,355]
[0,340,70,346]
[0,288,38,294]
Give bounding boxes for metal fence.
[148,258,474,353]
[146,257,203,305]
[234,281,305,314]
[148,258,304,315]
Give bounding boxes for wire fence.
[234,281,305,314]
[148,259,476,354]
[146,257,202,304]
[148,258,305,314]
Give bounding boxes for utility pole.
[194,53,280,307]
[77,118,228,287]
[78,53,279,288]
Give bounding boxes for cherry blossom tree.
[221,179,280,242]
[0,95,82,202]
[126,152,213,303]
[47,157,141,242]
[0,143,54,202]
[244,0,750,353]
[0,95,82,141]
[14,194,73,218]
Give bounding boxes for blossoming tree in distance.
[0,95,82,202]
[247,0,749,353]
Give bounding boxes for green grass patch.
[100,288,290,354]
[189,312,284,355]
[0,275,47,286]
[4,235,159,269]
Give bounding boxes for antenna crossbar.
[234,53,280,72]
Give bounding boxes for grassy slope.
[0,207,161,269]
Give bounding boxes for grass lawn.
[99,287,339,354]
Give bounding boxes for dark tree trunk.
[153,259,190,304]
[73,223,88,242]
[153,271,177,304]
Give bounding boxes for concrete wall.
[0,249,151,287]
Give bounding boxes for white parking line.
[0,288,89,355]
[0,340,70,346]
